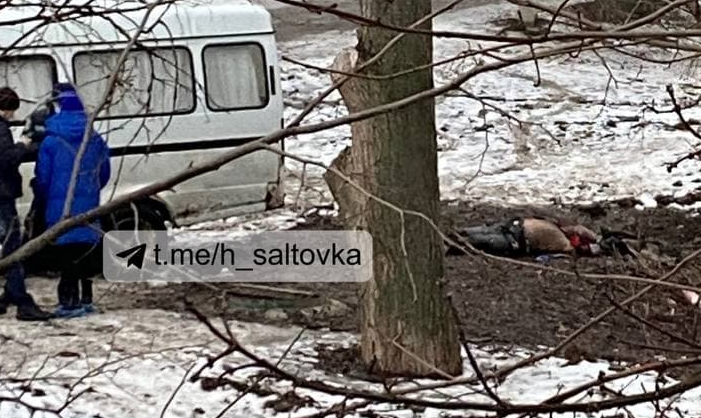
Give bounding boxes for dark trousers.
[22,182,55,276]
[448,218,527,256]
[23,180,46,243]
[47,243,101,307]
[0,199,34,307]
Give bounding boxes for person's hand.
[19,135,32,146]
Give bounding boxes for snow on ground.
[279,1,701,210]
[5,2,701,418]
[2,309,701,418]
[188,1,701,232]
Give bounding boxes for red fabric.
[569,233,596,254]
[561,225,597,254]
[569,234,581,248]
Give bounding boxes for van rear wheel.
[101,203,169,283]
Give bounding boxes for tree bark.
[324,48,368,229]
[329,0,462,377]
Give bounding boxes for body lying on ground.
[447,215,701,313]
[446,216,633,258]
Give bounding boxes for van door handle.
[269,65,276,96]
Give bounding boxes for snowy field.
[2,306,701,418]
[279,2,701,209]
[4,1,701,417]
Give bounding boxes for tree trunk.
[324,48,368,229]
[330,0,462,377]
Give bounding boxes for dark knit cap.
[0,87,19,111]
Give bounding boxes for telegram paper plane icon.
[115,243,147,269]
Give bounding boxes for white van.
[0,0,285,234]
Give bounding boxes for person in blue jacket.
[35,83,110,318]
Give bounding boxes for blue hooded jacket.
[35,87,110,245]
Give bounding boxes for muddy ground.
[85,200,701,374]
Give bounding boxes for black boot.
[17,304,53,321]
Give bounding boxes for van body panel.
[0,0,275,47]
[2,0,285,227]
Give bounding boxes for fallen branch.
[187,304,701,415]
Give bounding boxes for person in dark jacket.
[35,83,110,318]
[0,87,53,321]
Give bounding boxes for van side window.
[73,47,195,118]
[0,56,56,120]
[203,43,268,111]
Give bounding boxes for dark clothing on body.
[447,217,528,256]
[0,116,29,200]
